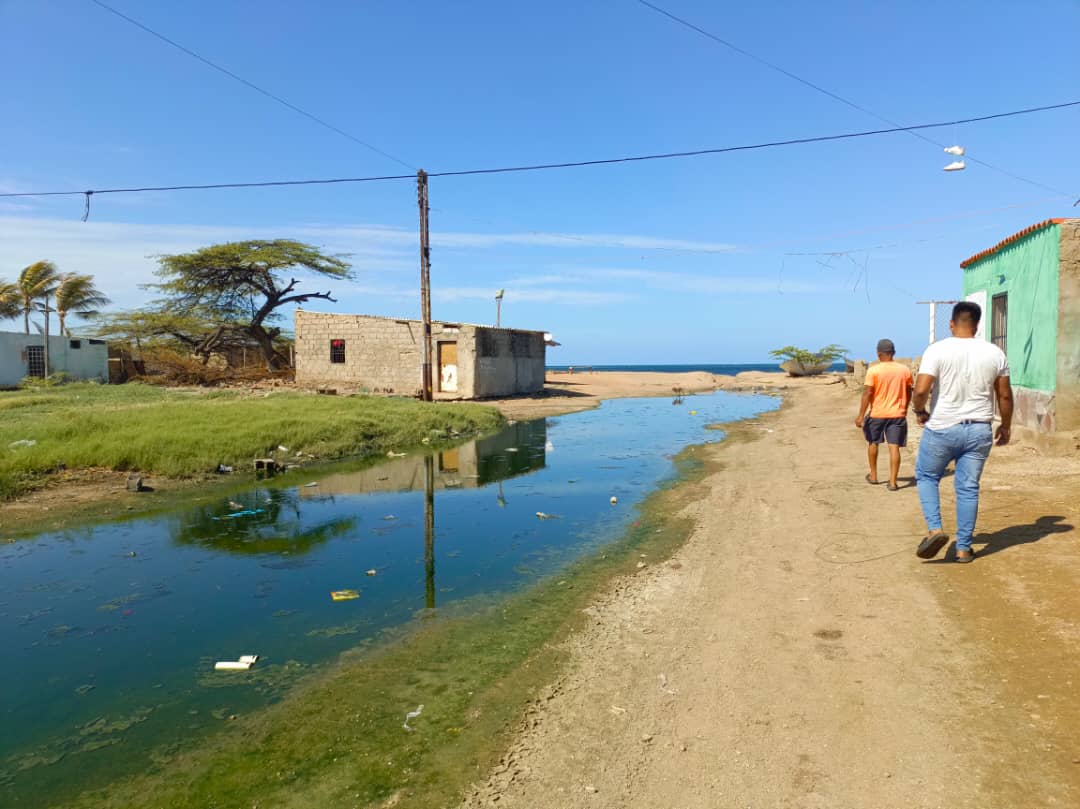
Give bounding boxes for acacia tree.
[56,273,111,336]
[147,240,352,369]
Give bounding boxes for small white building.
[0,331,109,388]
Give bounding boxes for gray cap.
[876,338,896,354]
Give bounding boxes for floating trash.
[303,482,319,488]
[365,569,377,576]
[535,512,560,520]
[8,439,37,448]
[610,496,618,505]
[212,509,265,521]
[330,589,360,601]
[403,704,424,732]
[214,654,259,671]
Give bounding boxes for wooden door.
[438,342,458,392]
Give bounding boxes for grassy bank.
[0,383,504,500]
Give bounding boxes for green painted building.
[960,218,1080,433]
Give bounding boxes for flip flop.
[955,549,976,564]
[916,530,949,559]
[887,482,900,491]
[865,474,880,485]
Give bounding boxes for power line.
[87,0,413,171]
[3,100,1078,203]
[635,0,1075,198]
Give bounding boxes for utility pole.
[418,170,433,401]
[42,292,51,379]
[916,300,958,345]
[495,288,504,328]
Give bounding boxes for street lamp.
[495,289,504,328]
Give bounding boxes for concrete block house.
[294,311,546,399]
[960,218,1080,432]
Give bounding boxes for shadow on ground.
[925,515,1073,563]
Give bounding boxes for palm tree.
[0,281,21,324]
[17,260,60,334]
[55,273,111,336]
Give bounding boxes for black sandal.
[916,530,949,559]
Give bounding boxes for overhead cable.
[635,0,1076,197]
[3,101,1078,204]
[87,0,413,170]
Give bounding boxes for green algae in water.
[0,706,154,785]
[55,450,719,809]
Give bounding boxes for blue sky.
[2,0,1078,363]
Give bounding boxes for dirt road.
[462,376,1080,808]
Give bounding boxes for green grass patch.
[0,383,504,500]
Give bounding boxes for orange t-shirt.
[865,361,913,418]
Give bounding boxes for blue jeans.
[915,423,994,552]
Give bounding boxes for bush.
[768,344,847,365]
[138,347,230,386]
[19,372,72,389]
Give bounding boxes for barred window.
[330,339,346,363]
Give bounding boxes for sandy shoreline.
[461,374,1080,808]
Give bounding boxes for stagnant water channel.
[1,391,777,806]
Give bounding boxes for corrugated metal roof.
[960,218,1069,269]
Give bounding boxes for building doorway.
[438,341,458,392]
[26,345,45,378]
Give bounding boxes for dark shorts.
[863,417,908,447]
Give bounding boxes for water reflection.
[300,419,547,497]
[170,489,357,556]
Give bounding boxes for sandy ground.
[459,373,1080,809]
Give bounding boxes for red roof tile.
[960,218,1067,269]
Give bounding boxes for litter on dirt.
[403,704,424,732]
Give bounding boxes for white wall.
[0,331,109,388]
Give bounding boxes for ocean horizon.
[545,362,845,376]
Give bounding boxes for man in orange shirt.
[855,338,914,491]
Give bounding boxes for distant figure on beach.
[912,302,1012,564]
[855,338,913,490]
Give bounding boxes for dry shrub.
[135,347,295,386]
[137,347,230,386]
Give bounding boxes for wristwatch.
[914,408,930,418]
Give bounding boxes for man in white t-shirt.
[911,301,1013,563]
